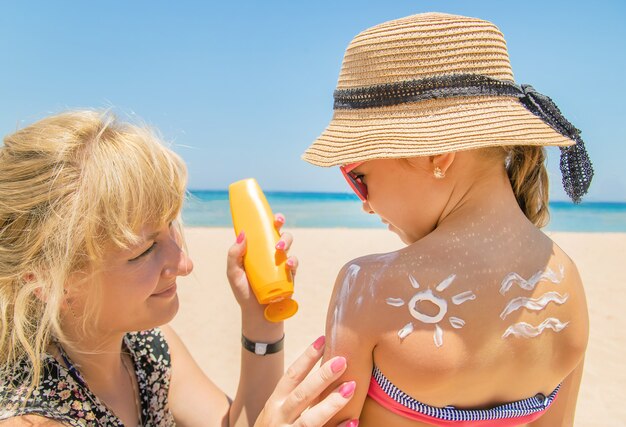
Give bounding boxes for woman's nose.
[177,250,194,276]
[163,245,194,278]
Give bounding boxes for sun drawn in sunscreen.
[386,274,476,347]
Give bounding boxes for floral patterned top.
[0,328,175,426]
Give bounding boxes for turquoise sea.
[183,191,626,232]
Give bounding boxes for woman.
[0,111,358,427]
[302,13,593,427]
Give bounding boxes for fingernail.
[312,335,325,350]
[331,356,346,373]
[275,240,285,250]
[286,258,295,267]
[276,214,285,223]
[346,420,359,427]
[236,231,245,244]
[339,381,356,398]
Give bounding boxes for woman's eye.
[353,174,365,183]
[130,242,157,261]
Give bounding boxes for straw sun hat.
[302,12,593,202]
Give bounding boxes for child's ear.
[432,152,456,174]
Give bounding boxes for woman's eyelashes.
[128,222,176,262]
[129,242,157,262]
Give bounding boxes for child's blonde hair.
[0,110,187,401]
[504,146,550,228]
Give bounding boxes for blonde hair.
[502,146,550,227]
[0,110,187,401]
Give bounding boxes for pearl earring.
[433,166,445,179]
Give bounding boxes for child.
[303,12,592,427]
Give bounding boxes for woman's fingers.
[257,337,357,427]
[270,214,297,277]
[274,214,294,253]
[226,231,247,281]
[274,225,297,277]
[286,256,298,277]
[282,355,348,420]
[292,381,357,427]
[274,213,286,231]
[275,231,293,252]
[272,336,326,400]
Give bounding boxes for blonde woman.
[0,111,358,427]
[303,13,593,427]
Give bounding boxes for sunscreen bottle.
[229,178,298,322]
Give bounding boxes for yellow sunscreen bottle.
[228,178,298,322]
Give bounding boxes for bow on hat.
[519,85,593,203]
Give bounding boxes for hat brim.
[302,96,574,167]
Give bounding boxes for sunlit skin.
[349,157,454,244]
[56,221,193,427]
[22,218,358,427]
[320,151,589,427]
[64,222,193,335]
[0,109,361,427]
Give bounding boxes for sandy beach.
[170,228,626,427]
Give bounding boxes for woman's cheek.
[117,260,162,298]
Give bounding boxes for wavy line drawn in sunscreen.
[500,292,569,320]
[502,318,569,338]
[500,265,564,295]
[388,273,475,347]
[499,266,569,339]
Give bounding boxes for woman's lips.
[151,282,177,298]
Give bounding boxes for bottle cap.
[264,299,299,322]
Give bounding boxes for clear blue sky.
[2,1,624,201]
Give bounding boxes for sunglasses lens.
[341,167,367,201]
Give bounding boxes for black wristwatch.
[241,334,285,356]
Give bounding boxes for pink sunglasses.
[340,162,367,201]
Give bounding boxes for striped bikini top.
[368,365,559,426]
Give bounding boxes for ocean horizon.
[182,190,626,232]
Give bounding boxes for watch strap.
[241,334,285,356]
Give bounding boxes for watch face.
[255,343,268,355]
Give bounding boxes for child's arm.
[318,262,379,426]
